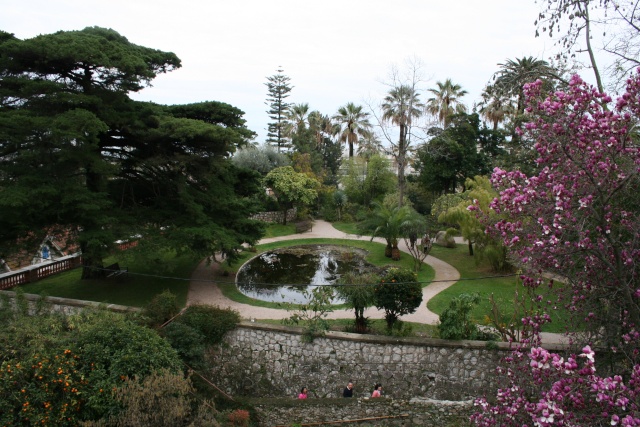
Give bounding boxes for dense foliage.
[231,144,290,176]
[0,27,263,276]
[415,113,499,194]
[340,155,396,208]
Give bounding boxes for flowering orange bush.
[0,348,88,426]
[227,409,250,427]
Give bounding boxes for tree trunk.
[81,250,105,279]
[468,240,474,256]
[391,246,401,261]
[581,4,605,95]
[385,312,397,332]
[384,244,392,258]
[81,167,108,279]
[355,308,367,333]
[397,124,406,207]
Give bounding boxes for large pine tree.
[264,68,292,152]
[0,27,264,278]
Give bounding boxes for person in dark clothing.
[343,381,354,397]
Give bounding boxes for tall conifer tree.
[265,68,293,152]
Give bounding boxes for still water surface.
[236,245,375,304]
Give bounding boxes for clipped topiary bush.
[142,290,180,328]
[374,268,423,331]
[177,305,240,345]
[162,322,206,367]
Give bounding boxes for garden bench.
[105,262,128,279]
[294,220,313,233]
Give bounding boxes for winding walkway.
[187,219,459,323]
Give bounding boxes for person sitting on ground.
[298,387,308,399]
[343,381,354,398]
[371,383,382,398]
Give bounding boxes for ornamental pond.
[235,244,378,304]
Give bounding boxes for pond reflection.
[236,245,376,304]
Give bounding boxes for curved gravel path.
[187,219,459,324]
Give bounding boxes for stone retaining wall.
[249,397,474,427]
[0,290,140,316]
[250,208,297,224]
[208,322,564,402]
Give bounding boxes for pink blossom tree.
[473,70,640,425]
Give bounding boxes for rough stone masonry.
[206,322,538,401]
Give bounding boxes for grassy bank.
[427,244,569,333]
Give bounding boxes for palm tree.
[356,133,382,160]
[308,110,337,148]
[332,102,372,158]
[284,103,310,138]
[479,87,515,131]
[381,85,423,207]
[426,79,468,127]
[491,57,564,115]
[363,201,417,260]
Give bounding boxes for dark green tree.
[0,28,264,278]
[337,272,378,333]
[308,111,342,185]
[265,68,293,152]
[415,113,498,194]
[374,268,422,331]
[282,107,341,183]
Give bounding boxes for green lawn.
[331,221,361,235]
[17,237,434,312]
[215,238,436,309]
[15,231,570,333]
[13,221,304,309]
[427,244,570,333]
[257,318,439,338]
[17,252,199,308]
[263,223,297,238]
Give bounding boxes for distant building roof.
[1,228,80,272]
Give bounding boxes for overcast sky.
[3,1,559,143]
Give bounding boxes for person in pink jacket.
[298,387,308,399]
[371,383,382,398]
